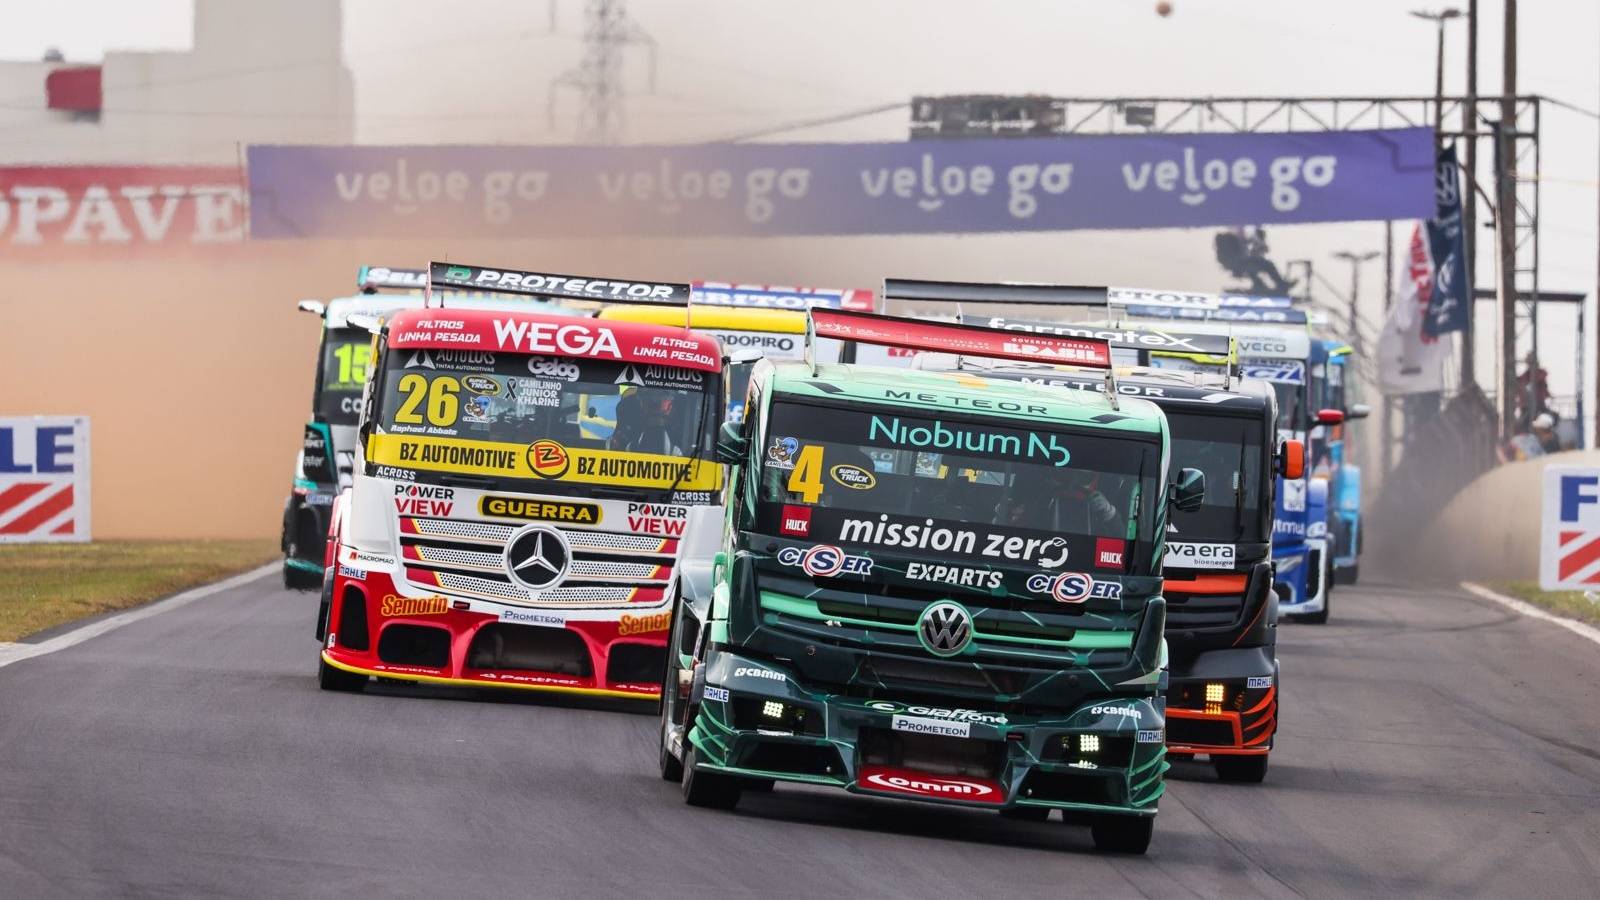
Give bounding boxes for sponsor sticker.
[1090,705,1142,720]
[1136,729,1163,743]
[499,608,565,628]
[1246,675,1273,689]
[857,765,1003,805]
[627,502,688,537]
[1026,571,1122,603]
[527,439,571,479]
[479,496,602,524]
[866,701,1007,725]
[380,594,449,616]
[702,685,730,703]
[338,564,365,581]
[1165,541,1237,570]
[777,544,873,577]
[904,562,1002,590]
[867,415,1071,467]
[527,356,581,381]
[892,715,971,739]
[463,374,501,396]
[614,363,704,388]
[829,464,877,490]
[1095,537,1127,571]
[835,512,1071,569]
[393,483,455,517]
[344,549,396,568]
[618,611,671,636]
[766,436,799,469]
[779,504,812,537]
[733,666,785,682]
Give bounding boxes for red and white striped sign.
[0,417,90,543]
[1542,466,1600,590]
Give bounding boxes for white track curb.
[1460,581,1600,648]
[0,562,277,670]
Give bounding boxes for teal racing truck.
[658,308,1204,854]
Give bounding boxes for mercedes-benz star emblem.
[503,524,572,593]
[917,600,973,657]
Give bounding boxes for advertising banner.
[1541,466,1600,590]
[0,166,245,247]
[1422,145,1469,336]
[247,128,1435,239]
[0,416,90,543]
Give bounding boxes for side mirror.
[1170,467,1205,512]
[1278,438,1305,480]
[1346,403,1371,420]
[297,299,326,316]
[1315,408,1346,426]
[714,420,748,466]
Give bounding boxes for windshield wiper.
[659,400,712,502]
[1233,431,1248,540]
[440,472,495,489]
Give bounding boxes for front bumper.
[321,566,669,699]
[1164,646,1276,756]
[1273,538,1328,617]
[686,650,1168,816]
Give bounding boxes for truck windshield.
[317,329,373,426]
[1165,410,1266,543]
[753,401,1160,571]
[1243,359,1306,435]
[373,349,719,494]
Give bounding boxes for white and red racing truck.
[316,262,723,699]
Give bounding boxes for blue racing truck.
[1115,294,1366,622]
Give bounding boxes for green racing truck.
[658,307,1205,853]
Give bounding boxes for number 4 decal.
[787,445,825,504]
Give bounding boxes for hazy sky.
[4,0,1598,412]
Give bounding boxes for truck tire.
[283,562,322,591]
[1336,563,1360,586]
[659,703,686,783]
[317,657,367,693]
[1090,814,1153,854]
[682,744,741,810]
[1213,753,1269,783]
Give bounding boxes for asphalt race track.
[2,575,1598,899]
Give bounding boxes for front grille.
[399,514,678,608]
[1165,591,1246,630]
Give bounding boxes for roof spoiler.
[357,266,428,293]
[426,262,693,308]
[883,278,1108,307]
[809,307,1119,406]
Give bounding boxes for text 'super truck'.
[282,265,588,589]
[660,305,1205,854]
[316,263,723,699]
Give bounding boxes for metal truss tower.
[550,0,655,144]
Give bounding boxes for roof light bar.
[427,262,692,307]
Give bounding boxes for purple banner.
[247,128,1434,239]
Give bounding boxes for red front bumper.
[1165,685,1276,756]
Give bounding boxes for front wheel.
[318,656,367,693]
[659,705,685,783]
[682,744,741,810]
[1213,753,1269,784]
[283,562,322,591]
[1089,814,1154,854]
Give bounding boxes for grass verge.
[1490,581,1600,627]
[0,539,278,642]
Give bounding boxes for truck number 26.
[394,375,460,427]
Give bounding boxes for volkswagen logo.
[917,601,972,657]
[503,524,572,593]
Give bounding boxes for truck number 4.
[787,445,825,504]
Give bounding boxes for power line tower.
[549,0,655,144]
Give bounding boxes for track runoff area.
[4,271,1596,895]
